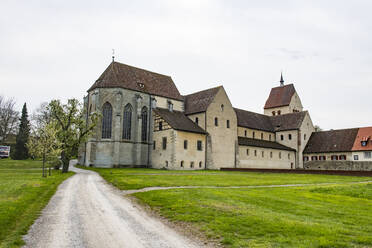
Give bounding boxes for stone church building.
[78,61,372,170]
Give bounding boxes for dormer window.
[361,137,370,147]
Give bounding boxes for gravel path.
[23,160,202,248]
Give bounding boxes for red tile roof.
[88,62,183,101]
[184,86,221,115]
[352,126,372,151]
[264,84,296,109]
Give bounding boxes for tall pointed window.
[102,102,112,139]
[141,106,148,142]
[122,104,132,140]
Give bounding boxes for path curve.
[23,161,203,248]
[122,181,372,195]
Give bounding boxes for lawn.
[134,183,372,248]
[83,166,372,247]
[80,166,372,190]
[0,159,73,248]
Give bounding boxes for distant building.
[78,61,372,170]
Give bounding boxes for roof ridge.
[113,61,172,78]
[183,85,222,97]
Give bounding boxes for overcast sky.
[1,0,371,130]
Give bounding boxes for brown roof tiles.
[234,108,274,132]
[303,128,359,153]
[238,137,296,151]
[264,84,296,109]
[352,127,372,151]
[183,86,221,115]
[88,62,183,101]
[154,108,207,134]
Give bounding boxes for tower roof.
[88,61,183,101]
[264,84,296,109]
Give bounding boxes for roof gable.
[154,108,207,134]
[184,86,221,115]
[264,84,296,109]
[304,128,359,153]
[88,62,183,101]
[234,108,274,132]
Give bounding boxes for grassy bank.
[0,159,73,247]
[82,166,372,247]
[135,183,372,247]
[79,166,371,190]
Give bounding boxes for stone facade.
[78,61,371,171]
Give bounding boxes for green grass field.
[0,159,73,248]
[84,167,372,247]
[80,166,372,190]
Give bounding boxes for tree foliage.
[0,95,19,143]
[27,122,61,176]
[49,99,98,173]
[13,103,30,160]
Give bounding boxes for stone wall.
[304,161,372,171]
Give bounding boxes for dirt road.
[23,161,202,248]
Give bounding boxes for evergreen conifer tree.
[13,103,30,160]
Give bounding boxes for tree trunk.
[61,150,70,173]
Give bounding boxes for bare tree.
[31,102,51,131]
[0,95,19,143]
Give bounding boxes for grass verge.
[0,159,73,248]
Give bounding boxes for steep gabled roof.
[303,128,359,153]
[183,86,221,115]
[154,108,207,134]
[264,84,296,109]
[88,61,183,101]
[234,108,274,132]
[270,111,307,131]
[238,137,296,151]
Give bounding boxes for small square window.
[354,155,359,161]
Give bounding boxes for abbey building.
[78,61,372,170]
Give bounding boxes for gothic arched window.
[102,102,112,139]
[122,104,132,140]
[141,106,148,142]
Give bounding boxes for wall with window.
[303,152,353,162]
[151,128,205,170]
[237,145,295,169]
[153,96,184,112]
[79,87,152,167]
[186,112,206,130]
[351,151,372,161]
[205,87,237,169]
[275,130,298,151]
[238,127,275,141]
